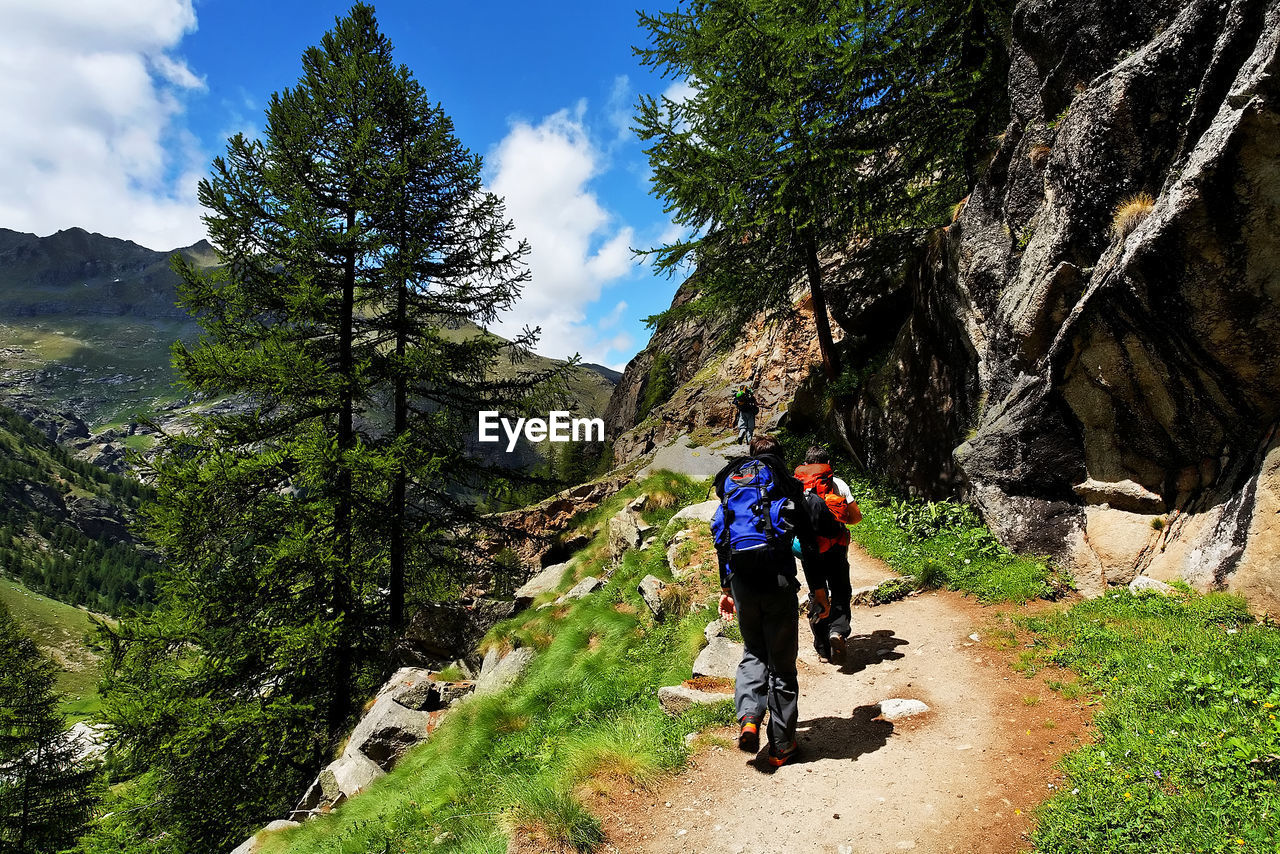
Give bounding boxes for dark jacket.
[712,453,818,589]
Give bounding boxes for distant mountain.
[581,362,623,384]
[0,226,212,319]
[0,226,619,443]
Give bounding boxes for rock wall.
[607,0,1280,611]
[605,278,837,463]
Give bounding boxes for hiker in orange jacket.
[794,447,861,663]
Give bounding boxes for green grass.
[259,470,733,854]
[1017,590,1280,853]
[847,482,1065,603]
[0,578,106,722]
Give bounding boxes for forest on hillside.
[0,406,156,615]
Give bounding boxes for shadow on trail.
[749,704,893,772]
[839,628,909,675]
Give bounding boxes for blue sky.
[0,0,694,369]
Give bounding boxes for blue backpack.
[711,459,795,581]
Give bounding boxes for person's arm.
[712,503,735,618]
[833,476,853,501]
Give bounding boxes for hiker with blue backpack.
[711,435,821,767]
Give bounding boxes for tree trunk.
[331,207,356,738]
[390,267,407,630]
[803,237,839,379]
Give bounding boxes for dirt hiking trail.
[603,546,1092,854]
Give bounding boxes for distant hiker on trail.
[794,447,861,663]
[732,385,758,445]
[711,435,818,768]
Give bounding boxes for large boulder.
[558,576,603,602]
[608,510,648,561]
[294,753,385,816]
[671,499,720,525]
[342,692,435,769]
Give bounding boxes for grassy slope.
[261,471,731,854]
[1018,591,1280,853]
[0,578,106,721]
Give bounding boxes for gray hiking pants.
[735,409,756,443]
[731,572,800,749]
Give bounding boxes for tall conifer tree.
[93,6,558,850]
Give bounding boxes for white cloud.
[606,75,633,147]
[0,0,207,250]
[663,79,696,107]
[599,300,628,330]
[488,105,640,368]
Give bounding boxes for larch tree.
[91,5,560,851]
[634,0,1012,379]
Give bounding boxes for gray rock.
[639,437,738,480]
[671,499,720,525]
[394,677,475,712]
[296,751,386,815]
[1128,575,1177,596]
[474,647,536,697]
[703,618,726,643]
[629,493,649,512]
[638,574,666,620]
[1074,478,1165,513]
[514,561,573,607]
[559,575,604,601]
[878,698,930,721]
[478,647,500,680]
[608,511,644,561]
[665,528,710,581]
[319,752,384,805]
[658,685,733,716]
[379,667,435,701]
[342,692,434,769]
[692,636,743,679]
[264,820,300,833]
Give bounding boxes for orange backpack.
[794,463,859,550]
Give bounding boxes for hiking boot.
[738,720,760,753]
[828,632,847,663]
[767,740,798,767]
[814,639,831,661]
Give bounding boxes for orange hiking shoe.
[738,720,759,753]
[767,741,798,767]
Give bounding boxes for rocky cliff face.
[604,277,837,461]
[609,0,1280,611]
